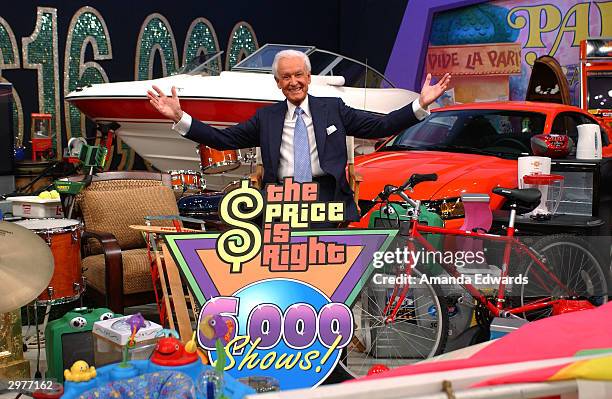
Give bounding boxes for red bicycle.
[344,173,608,376]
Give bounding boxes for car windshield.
[383,109,547,157]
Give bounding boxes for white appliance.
[576,124,602,160]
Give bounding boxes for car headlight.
[424,197,464,220]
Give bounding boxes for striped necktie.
[293,107,312,183]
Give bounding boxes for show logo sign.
[164,178,397,389]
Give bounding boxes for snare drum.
[14,218,84,304]
[181,170,204,190]
[170,170,183,191]
[169,170,205,192]
[198,145,240,174]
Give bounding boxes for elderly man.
[148,50,450,221]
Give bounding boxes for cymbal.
[0,221,54,313]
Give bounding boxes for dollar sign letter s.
[217,180,264,273]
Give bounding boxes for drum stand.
[21,302,51,378]
[242,147,263,189]
[34,302,49,378]
[23,293,84,378]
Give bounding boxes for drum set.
[0,217,85,377]
[170,145,259,220]
[12,218,85,304]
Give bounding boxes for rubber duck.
[64,360,97,382]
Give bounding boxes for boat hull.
[113,119,257,190]
[66,71,419,190]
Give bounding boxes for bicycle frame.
[382,199,572,322]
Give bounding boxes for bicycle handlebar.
[375,173,438,207]
[400,173,438,191]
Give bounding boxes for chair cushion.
[83,248,153,294]
[81,185,179,252]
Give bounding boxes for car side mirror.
[374,139,387,151]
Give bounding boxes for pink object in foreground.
[355,302,612,382]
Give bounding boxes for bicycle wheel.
[341,267,448,377]
[519,234,609,320]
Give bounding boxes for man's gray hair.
[271,50,311,78]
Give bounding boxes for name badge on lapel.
[326,125,337,135]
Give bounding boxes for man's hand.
[419,73,451,109]
[147,85,183,123]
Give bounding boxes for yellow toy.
[64,360,97,382]
[184,331,198,354]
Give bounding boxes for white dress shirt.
[173,98,430,178]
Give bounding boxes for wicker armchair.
[76,171,179,313]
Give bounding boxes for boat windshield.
[175,51,224,76]
[232,44,395,88]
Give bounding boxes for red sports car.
[352,101,612,229]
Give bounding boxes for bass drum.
[13,218,84,304]
[177,192,224,221]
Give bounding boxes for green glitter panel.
[0,24,17,65]
[0,18,22,145]
[225,22,258,70]
[10,90,23,147]
[184,18,220,75]
[137,15,178,80]
[65,9,111,139]
[23,8,61,158]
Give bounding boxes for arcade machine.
[578,37,612,235]
[580,37,612,131]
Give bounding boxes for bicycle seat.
[492,187,541,214]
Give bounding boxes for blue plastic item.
[61,359,255,399]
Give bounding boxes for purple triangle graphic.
[166,230,395,305]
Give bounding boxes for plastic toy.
[92,314,161,367]
[64,360,96,382]
[127,313,147,337]
[60,328,255,399]
[367,364,390,376]
[120,313,148,367]
[199,315,235,398]
[200,315,234,372]
[150,334,199,367]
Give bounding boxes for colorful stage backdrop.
[389,0,611,104]
[2,1,609,171]
[0,1,406,170]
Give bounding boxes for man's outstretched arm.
[147,85,259,150]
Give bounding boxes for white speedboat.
[66,44,419,190]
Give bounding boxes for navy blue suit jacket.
[185,95,420,221]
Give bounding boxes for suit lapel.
[268,101,287,179]
[309,95,327,162]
